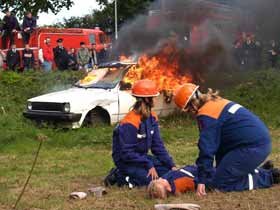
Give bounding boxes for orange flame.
[122,43,192,92]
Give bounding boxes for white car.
[23,62,176,128]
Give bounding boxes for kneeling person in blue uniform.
[173,83,280,196]
[105,80,176,187]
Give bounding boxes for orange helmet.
[174,83,199,110]
[132,79,160,97]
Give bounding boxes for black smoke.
[111,0,280,84]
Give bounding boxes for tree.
[0,0,74,17]
[96,0,154,22]
[57,0,154,32]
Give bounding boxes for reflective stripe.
[125,176,133,189]
[137,134,146,139]
[179,169,195,178]
[248,174,254,190]
[228,104,242,114]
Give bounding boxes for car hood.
[28,87,118,110]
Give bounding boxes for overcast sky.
[38,0,100,25]
[0,0,100,26]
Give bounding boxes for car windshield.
[76,67,128,89]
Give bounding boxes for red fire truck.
[0,27,111,68]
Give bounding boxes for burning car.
[23,58,192,128]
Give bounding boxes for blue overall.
[196,98,273,192]
[112,110,175,187]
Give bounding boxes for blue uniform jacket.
[196,98,271,184]
[112,110,175,170]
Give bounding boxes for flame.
[122,42,192,92]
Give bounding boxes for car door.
[117,88,136,121]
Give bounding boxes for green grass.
[0,70,280,209]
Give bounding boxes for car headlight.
[63,103,71,113]
[27,102,32,110]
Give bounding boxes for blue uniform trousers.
[212,143,273,192]
[116,155,170,187]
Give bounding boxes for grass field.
[0,70,280,210]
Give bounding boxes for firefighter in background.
[53,38,69,70]
[0,10,20,49]
[22,11,37,45]
[106,80,176,187]
[173,83,280,196]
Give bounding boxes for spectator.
[268,40,278,68]
[77,42,91,71]
[0,49,6,68]
[22,44,34,70]
[6,44,20,71]
[98,47,108,64]
[242,36,256,69]
[68,48,78,70]
[40,37,54,72]
[90,43,98,68]
[22,12,37,45]
[232,40,243,68]
[53,38,69,71]
[0,10,20,49]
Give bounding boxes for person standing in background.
[0,10,20,49]
[268,40,278,69]
[6,44,20,71]
[0,49,6,68]
[68,48,78,70]
[53,38,69,71]
[22,12,37,45]
[90,43,98,68]
[22,44,34,71]
[242,35,256,70]
[40,37,54,72]
[77,42,91,71]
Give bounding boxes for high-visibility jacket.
[196,98,271,184]
[112,110,175,171]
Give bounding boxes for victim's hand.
[196,183,207,197]
[147,167,158,180]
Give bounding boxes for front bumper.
[23,111,82,122]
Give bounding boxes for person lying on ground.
[173,83,280,196]
[105,80,176,188]
[148,161,280,199]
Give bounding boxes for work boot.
[272,168,280,184]
[261,160,274,170]
[104,167,118,187]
